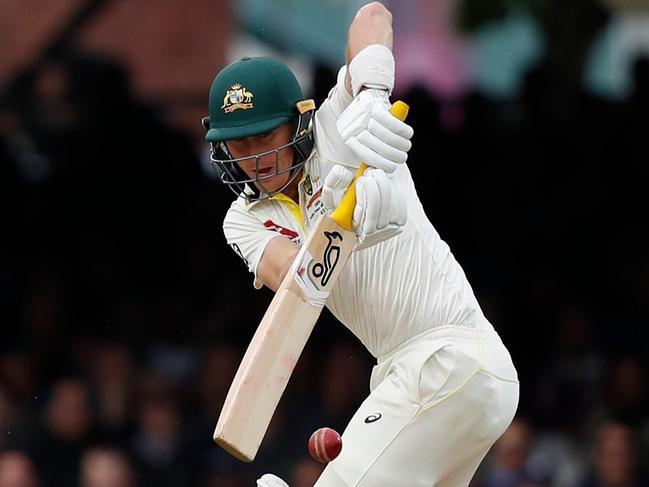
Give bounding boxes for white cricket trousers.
[314,324,519,487]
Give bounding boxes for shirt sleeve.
[222,199,285,290]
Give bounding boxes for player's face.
[226,123,297,196]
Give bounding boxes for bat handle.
[330,100,409,231]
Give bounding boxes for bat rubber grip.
[330,100,409,231]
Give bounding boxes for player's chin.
[257,174,289,195]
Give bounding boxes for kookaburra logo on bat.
[311,231,343,287]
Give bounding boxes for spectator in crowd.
[586,355,649,464]
[480,418,532,487]
[79,446,136,487]
[44,378,94,442]
[0,353,36,411]
[0,451,39,487]
[579,422,648,487]
[32,378,96,487]
[533,305,604,439]
[475,418,550,487]
[131,371,187,487]
[88,343,134,437]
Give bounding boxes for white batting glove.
[322,164,356,211]
[336,89,414,174]
[323,165,407,250]
[257,473,289,487]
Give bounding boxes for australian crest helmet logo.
[222,83,254,113]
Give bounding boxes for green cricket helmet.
[203,57,315,200]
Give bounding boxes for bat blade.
[214,214,357,461]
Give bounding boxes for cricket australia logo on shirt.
[293,231,344,307]
[304,175,327,225]
[303,175,314,196]
[221,83,254,113]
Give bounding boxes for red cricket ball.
[308,427,342,463]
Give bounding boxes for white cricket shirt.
[223,67,488,358]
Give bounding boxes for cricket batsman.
[203,2,519,485]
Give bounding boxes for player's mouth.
[257,167,274,176]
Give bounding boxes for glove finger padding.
[352,168,407,250]
[336,89,413,174]
[345,138,399,174]
[322,164,356,210]
[374,169,393,230]
[367,117,412,153]
[355,130,409,165]
[356,169,387,231]
[371,106,414,140]
[354,174,380,236]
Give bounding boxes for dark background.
[1,0,648,486]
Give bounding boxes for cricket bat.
[213,101,409,462]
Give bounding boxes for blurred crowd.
[2,3,649,486]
